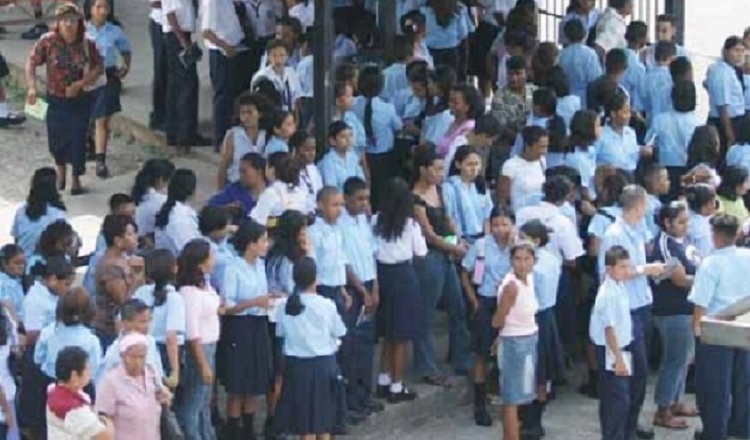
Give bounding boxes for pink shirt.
[95,366,161,440]
[497,272,539,337]
[180,285,221,344]
[437,119,475,157]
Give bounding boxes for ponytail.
[285,288,305,316]
[286,257,316,317]
[364,98,375,145]
[155,199,177,229]
[155,169,196,229]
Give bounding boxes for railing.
[538,0,667,45]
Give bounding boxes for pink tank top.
[497,272,539,337]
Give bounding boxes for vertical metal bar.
[313,0,333,156]
[665,0,686,44]
[380,0,396,61]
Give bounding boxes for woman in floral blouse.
[25,2,103,196]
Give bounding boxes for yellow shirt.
[717,195,749,222]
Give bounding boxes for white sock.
[377,373,392,386]
[389,382,403,393]
[0,102,8,118]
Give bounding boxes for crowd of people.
[3,0,750,440]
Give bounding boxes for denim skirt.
[499,333,538,405]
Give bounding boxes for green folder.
[24,98,48,121]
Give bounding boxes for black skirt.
[275,355,346,435]
[17,347,53,429]
[471,295,498,360]
[376,261,421,342]
[220,315,274,395]
[91,70,123,119]
[536,307,566,386]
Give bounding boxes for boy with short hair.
[643,14,689,70]
[586,48,629,115]
[640,41,678,125]
[251,39,302,113]
[622,21,647,111]
[319,121,366,191]
[559,19,602,103]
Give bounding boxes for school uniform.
[594,7,627,53]
[559,43,603,103]
[299,163,323,215]
[497,272,539,406]
[318,149,365,192]
[86,21,130,120]
[274,292,347,435]
[706,60,746,150]
[338,111,367,156]
[597,218,653,440]
[595,124,640,173]
[0,273,24,319]
[374,217,427,342]
[148,0,168,130]
[297,54,314,129]
[242,0,278,74]
[132,283,187,375]
[557,95,581,130]
[206,237,236,296]
[288,1,314,29]
[727,142,750,176]
[534,245,564,387]
[688,246,750,440]
[422,108,454,148]
[162,0,199,147]
[154,201,201,257]
[381,62,409,104]
[135,188,167,238]
[589,276,634,440]
[264,136,290,157]
[421,5,470,79]
[646,110,698,198]
[639,65,673,125]
[17,281,59,431]
[563,146,597,198]
[339,211,377,415]
[308,218,348,314]
[461,235,510,359]
[558,9,600,46]
[645,193,662,239]
[334,34,357,65]
[687,210,713,261]
[442,176,492,242]
[251,65,302,112]
[352,95,403,212]
[35,323,102,380]
[643,44,689,71]
[203,0,251,151]
[621,48,646,111]
[220,257,274,395]
[249,180,310,226]
[502,156,546,213]
[11,204,66,257]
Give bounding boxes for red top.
[29,32,102,98]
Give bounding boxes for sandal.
[672,404,699,417]
[653,412,688,430]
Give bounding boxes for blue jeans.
[653,315,693,407]
[176,342,217,440]
[414,250,470,376]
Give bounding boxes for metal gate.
[537,0,668,44]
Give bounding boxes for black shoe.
[21,24,48,40]
[578,381,598,399]
[375,384,389,399]
[474,406,492,427]
[96,161,109,178]
[367,400,385,413]
[0,113,25,128]
[636,425,655,440]
[387,386,417,404]
[346,410,368,426]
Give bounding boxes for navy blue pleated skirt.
[471,295,498,360]
[220,315,274,395]
[536,307,566,386]
[91,70,122,119]
[275,355,346,435]
[376,261,420,342]
[267,322,285,377]
[17,347,52,429]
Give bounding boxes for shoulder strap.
[596,208,616,222]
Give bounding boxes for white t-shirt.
[372,217,428,264]
[501,156,546,212]
[201,0,245,52]
[243,0,280,38]
[289,2,315,28]
[250,180,309,225]
[251,66,302,112]
[161,0,195,33]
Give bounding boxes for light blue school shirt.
[563,146,597,196]
[23,281,59,332]
[421,5,469,49]
[264,136,290,157]
[222,257,268,316]
[339,211,376,282]
[86,21,131,69]
[589,276,633,347]
[341,111,367,153]
[645,194,662,239]
[706,60,746,119]
[334,34,357,64]
[461,236,511,298]
[207,237,236,295]
[560,201,578,230]
[557,95,582,128]
[394,88,419,118]
[267,256,295,296]
[296,54,314,98]
[35,323,101,379]
[621,48,646,111]
[534,245,563,311]
[559,43,602,102]
[318,149,365,191]
[597,218,653,310]
[0,272,24,317]
[646,110,698,167]
[381,62,409,103]
[352,96,403,154]
[558,10,600,46]
[688,246,750,315]
[643,44,689,71]
[12,204,66,257]
[595,124,640,172]
[511,115,550,157]
[423,109,453,146]
[95,233,106,254]
[546,153,565,169]
[686,211,713,260]
[727,143,750,175]
[745,74,750,111]
[132,284,186,345]
[588,205,621,239]
[309,218,348,287]
[277,293,347,357]
[96,333,164,385]
[639,66,673,124]
[442,176,493,238]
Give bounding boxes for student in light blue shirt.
[421,1,472,80]
[318,121,365,192]
[595,91,643,173]
[199,206,235,295]
[443,145,493,241]
[511,88,559,157]
[688,214,750,440]
[546,66,582,130]
[380,36,414,103]
[557,0,600,46]
[726,115,750,175]
[295,34,314,129]
[685,184,717,260]
[22,256,73,340]
[340,178,377,287]
[706,36,747,149]
[264,110,297,157]
[266,210,309,297]
[0,245,25,321]
[132,249,185,383]
[334,82,367,155]
[638,165,670,239]
[564,110,601,200]
[421,66,457,146]
[35,287,101,380]
[559,19,602,103]
[642,14,689,71]
[12,168,67,257]
[639,41,677,125]
[622,21,647,111]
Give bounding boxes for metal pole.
[380,0,396,61]
[313,0,334,157]
[665,0,686,45]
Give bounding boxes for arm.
[692,305,706,337]
[495,176,511,207]
[720,106,736,146]
[189,339,213,383]
[460,269,480,313]
[604,326,628,375]
[25,44,41,104]
[217,133,235,189]
[202,30,236,57]
[412,204,461,254]
[167,13,190,48]
[491,282,518,329]
[345,265,368,300]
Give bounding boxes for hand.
[224,45,237,58]
[164,371,179,389]
[614,358,630,377]
[200,366,214,385]
[640,145,654,159]
[370,285,380,310]
[217,299,227,316]
[156,387,173,405]
[453,243,468,259]
[362,290,374,308]
[643,263,666,277]
[341,288,353,311]
[469,295,480,314]
[27,89,37,105]
[118,65,130,79]
[65,81,84,98]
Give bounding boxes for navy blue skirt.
[471,295,498,360]
[17,347,52,429]
[47,94,92,176]
[220,315,274,395]
[376,261,420,342]
[267,321,284,377]
[275,355,346,435]
[91,70,122,119]
[536,307,566,386]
